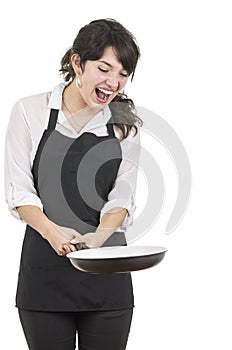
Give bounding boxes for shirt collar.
[47,82,112,128]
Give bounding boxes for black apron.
[16,108,134,312]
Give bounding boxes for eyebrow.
[98,60,113,68]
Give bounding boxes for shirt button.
[9,181,13,187]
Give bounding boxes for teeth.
[97,87,114,95]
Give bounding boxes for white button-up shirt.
[5,83,140,231]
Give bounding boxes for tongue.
[96,89,106,100]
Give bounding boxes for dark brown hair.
[59,18,143,140]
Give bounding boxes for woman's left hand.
[70,231,107,249]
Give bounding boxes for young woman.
[5,19,142,350]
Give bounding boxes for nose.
[106,75,119,90]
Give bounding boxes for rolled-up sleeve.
[100,126,141,231]
[4,100,43,220]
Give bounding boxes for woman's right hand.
[48,223,83,256]
[16,206,81,256]
[45,228,77,256]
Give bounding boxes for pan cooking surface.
[67,246,167,260]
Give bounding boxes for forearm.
[16,205,56,240]
[96,207,127,241]
[65,207,128,249]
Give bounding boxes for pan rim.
[73,252,166,262]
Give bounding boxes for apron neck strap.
[48,109,116,137]
[106,122,115,137]
[47,109,59,130]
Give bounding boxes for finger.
[62,245,71,254]
[69,244,77,252]
[58,248,64,256]
[70,238,79,244]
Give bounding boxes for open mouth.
[95,87,114,103]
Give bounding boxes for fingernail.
[58,248,64,256]
[70,239,76,244]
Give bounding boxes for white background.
[1,0,232,349]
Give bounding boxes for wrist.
[95,227,114,241]
[42,219,58,241]
[92,229,112,247]
[96,208,127,237]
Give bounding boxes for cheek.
[120,79,128,90]
[82,74,102,92]
[80,78,95,98]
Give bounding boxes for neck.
[61,81,103,132]
[62,80,87,114]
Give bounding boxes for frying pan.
[67,244,167,273]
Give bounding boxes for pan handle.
[75,242,90,250]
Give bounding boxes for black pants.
[18,308,133,350]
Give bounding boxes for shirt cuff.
[7,185,43,221]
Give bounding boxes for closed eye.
[98,66,129,78]
[98,67,109,73]
[120,72,130,77]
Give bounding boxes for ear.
[70,54,82,75]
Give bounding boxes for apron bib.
[16,109,134,311]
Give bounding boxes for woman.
[5,19,142,350]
